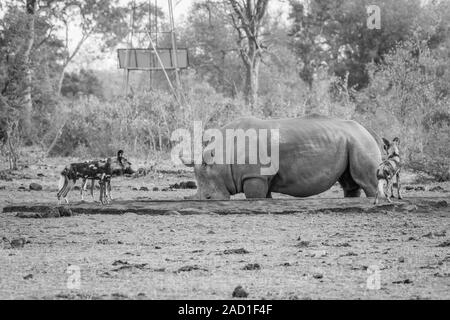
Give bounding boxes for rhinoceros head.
[180,149,231,200]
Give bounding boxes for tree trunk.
[57,65,67,96]
[244,57,261,110]
[243,37,261,110]
[23,0,36,137]
[228,0,268,111]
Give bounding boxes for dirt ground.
[0,152,449,300]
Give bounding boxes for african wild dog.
[57,150,132,204]
[374,137,402,205]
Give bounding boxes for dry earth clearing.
[0,154,449,299]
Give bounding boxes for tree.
[227,0,269,109]
[288,0,423,89]
[181,0,243,97]
[61,69,104,98]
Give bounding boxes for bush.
[354,41,450,180]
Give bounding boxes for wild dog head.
[111,150,133,175]
[382,137,400,158]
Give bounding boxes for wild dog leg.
[107,179,113,201]
[57,175,68,204]
[99,180,105,204]
[396,172,402,199]
[89,179,95,200]
[80,178,87,201]
[390,179,395,199]
[61,179,75,204]
[386,179,393,203]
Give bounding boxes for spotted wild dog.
[79,150,133,202]
[374,137,402,205]
[57,150,132,204]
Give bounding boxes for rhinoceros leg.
[347,145,379,197]
[338,166,361,197]
[243,178,269,199]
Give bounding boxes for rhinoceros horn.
[179,153,195,167]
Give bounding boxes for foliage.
[61,69,104,99]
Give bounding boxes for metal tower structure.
[117,0,188,102]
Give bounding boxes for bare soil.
[0,154,449,300]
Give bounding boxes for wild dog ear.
[382,137,390,147]
[117,150,124,158]
[393,137,400,145]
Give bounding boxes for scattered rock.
[232,286,248,298]
[154,246,162,249]
[433,272,450,278]
[176,265,207,273]
[132,187,138,191]
[224,248,249,255]
[313,273,323,279]
[398,257,405,263]
[335,242,351,247]
[10,238,26,248]
[170,181,197,189]
[306,250,328,258]
[281,262,291,267]
[429,186,444,192]
[392,279,413,284]
[29,183,42,191]
[111,260,148,272]
[112,260,128,266]
[96,239,112,245]
[139,186,149,191]
[207,230,215,234]
[434,230,446,237]
[434,200,448,208]
[23,274,33,280]
[414,186,425,191]
[152,187,159,191]
[422,232,433,238]
[37,173,45,177]
[437,240,450,247]
[111,293,129,299]
[295,241,311,248]
[74,186,81,191]
[242,263,261,270]
[18,186,26,190]
[0,186,6,190]
[340,252,358,257]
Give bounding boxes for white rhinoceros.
[181,114,381,200]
